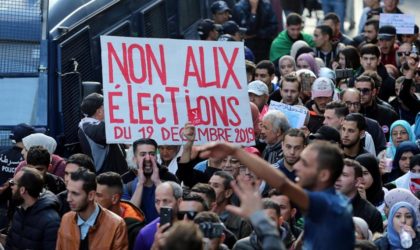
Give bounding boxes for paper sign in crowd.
[100,36,254,145]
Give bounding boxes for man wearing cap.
[220,20,246,41]
[211,1,231,25]
[400,25,420,47]
[309,125,341,144]
[232,0,278,62]
[305,77,335,133]
[0,123,39,229]
[197,19,220,41]
[78,93,128,175]
[378,25,398,67]
[248,80,269,120]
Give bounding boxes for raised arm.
[198,142,310,213]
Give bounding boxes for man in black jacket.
[6,167,61,250]
[335,159,383,234]
[355,75,398,138]
[78,93,128,175]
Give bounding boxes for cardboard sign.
[268,101,308,128]
[100,36,254,145]
[380,13,415,34]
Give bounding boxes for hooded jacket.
[6,190,61,250]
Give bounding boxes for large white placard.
[100,36,254,145]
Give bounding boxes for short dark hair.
[67,153,96,173]
[325,101,349,118]
[194,211,222,224]
[19,167,44,198]
[316,25,333,39]
[256,60,275,75]
[343,159,363,178]
[344,113,367,131]
[324,13,340,24]
[281,73,301,90]
[191,183,216,205]
[80,93,103,117]
[96,172,123,195]
[283,128,307,145]
[70,168,97,194]
[262,198,281,217]
[212,171,234,190]
[286,13,303,26]
[268,189,297,209]
[360,44,380,58]
[132,138,158,154]
[361,71,382,89]
[410,154,420,170]
[307,141,344,184]
[162,221,203,250]
[365,19,379,32]
[355,75,376,90]
[182,193,209,211]
[26,146,50,168]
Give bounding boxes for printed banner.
[380,14,415,34]
[100,36,254,145]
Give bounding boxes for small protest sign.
[268,101,308,128]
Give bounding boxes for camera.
[335,69,353,79]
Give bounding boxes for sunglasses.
[177,211,199,220]
[397,51,411,57]
[356,88,372,95]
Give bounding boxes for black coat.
[351,193,383,234]
[6,191,61,250]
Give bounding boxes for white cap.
[248,80,269,96]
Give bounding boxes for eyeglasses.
[177,211,199,220]
[8,179,16,186]
[356,88,372,95]
[344,101,361,107]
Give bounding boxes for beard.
[143,160,153,177]
[72,199,89,213]
[342,138,360,148]
[12,191,24,206]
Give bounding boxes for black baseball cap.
[10,123,45,143]
[211,1,230,14]
[197,19,221,39]
[378,25,396,40]
[222,21,247,36]
[309,125,341,144]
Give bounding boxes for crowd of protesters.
[0,0,420,249]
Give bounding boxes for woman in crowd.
[393,154,420,195]
[296,53,319,76]
[385,141,420,183]
[356,153,386,214]
[332,45,361,70]
[375,201,420,250]
[384,188,420,228]
[278,55,296,87]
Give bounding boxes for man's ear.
[318,169,331,184]
[88,190,96,202]
[225,188,233,199]
[112,193,121,205]
[290,208,297,219]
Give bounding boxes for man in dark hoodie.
[78,93,128,175]
[6,167,60,250]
